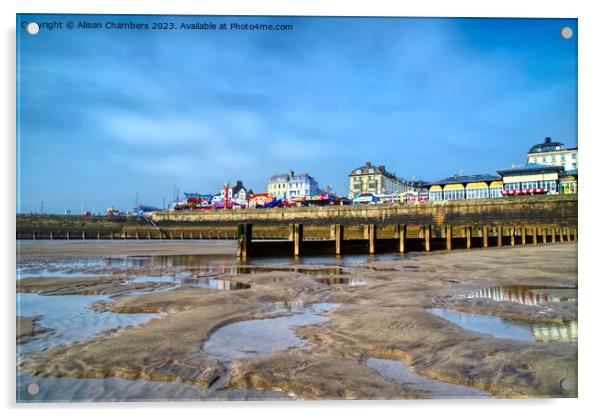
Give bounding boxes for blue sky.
[16,15,577,213]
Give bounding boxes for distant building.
[348,162,426,198]
[220,180,249,205]
[427,174,503,202]
[497,164,563,196]
[267,170,321,200]
[527,137,578,173]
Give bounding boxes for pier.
[17,195,577,258]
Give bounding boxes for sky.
[16,15,577,214]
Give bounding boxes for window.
[443,189,465,201]
[466,188,488,199]
[368,169,375,174]
[429,191,443,201]
[490,187,502,198]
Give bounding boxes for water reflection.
[314,277,364,286]
[466,286,577,305]
[427,308,577,344]
[180,277,250,290]
[203,303,339,361]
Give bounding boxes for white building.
[267,170,321,200]
[527,137,578,173]
[219,180,250,205]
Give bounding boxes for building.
[527,137,578,172]
[427,174,503,202]
[348,162,426,198]
[497,164,563,196]
[267,170,321,200]
[220,180,250,205]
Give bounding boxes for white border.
[3,1,600,416]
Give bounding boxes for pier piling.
[237,224,253,259]
[368,224,377,254]
[293,224,304,256]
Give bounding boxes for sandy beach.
[17,241,577,400]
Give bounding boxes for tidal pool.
[427,308,577,344]
[203,303,339,361]
[365,358,490,398]
[17,293,157,355]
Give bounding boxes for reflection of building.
[348,162,426,198]
[267,170,321,200]
[427,174,502,202]
[527,137,578,172]
[497,164,562,196]
[467,286,567,306]
[531,321,577,344]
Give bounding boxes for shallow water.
[17,372,291,402]
[17,293,157,355]
[365,357,490,398]
[203,303,339,361]
[427,308,577,344]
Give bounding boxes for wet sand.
[17,316,49,343]
[17,240,237,261]
[17,242,578,399]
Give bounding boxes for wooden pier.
[17,195,578,258]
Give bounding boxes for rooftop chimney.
[365,162,371,167]
[545,137,552,144]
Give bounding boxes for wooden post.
[288,225,295,241]
[532,227,537,245]
[573,227,578,241]
[237,224,253,259]
[335,224,344,255]
[543,228,547,244]
[97,231,100,240]
[368,224,377,254]
[466,226,472,249]
[136,231,140,240]
[551,227,556,243]
[560,227,565,242]
[32,231,36,240]
[482,226,488,248]
[294,224,304,256]
[148,232,152,240]
[398,224,406,253]
[50,231,54,240]
[497,226,503,247]
[510,226,515,246]
[82,231,86,240]
[521,226,526,245]
[424,225,431,252]
[330,225,337,240]
[446,225,452,250]
[363,225,370,240]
